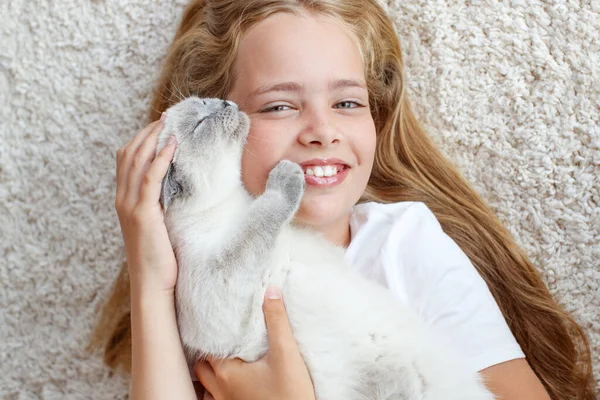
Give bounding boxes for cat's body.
[157,97,495,400]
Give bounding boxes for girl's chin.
[292,197,348,228]
[291,200,352,247]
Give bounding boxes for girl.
[87,0,596,399]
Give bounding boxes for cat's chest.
[276,226,348,271]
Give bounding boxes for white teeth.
[305,165,340,177]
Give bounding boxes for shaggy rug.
[1,0,598,398]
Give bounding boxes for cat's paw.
[266,160,305,208]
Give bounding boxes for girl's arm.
[480,359,550,400]
[130,284,198,400]
[115,116,198,399]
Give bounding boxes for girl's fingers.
[203,391,215,400]
[124,120,166,206]
[206,355,244,375]
[262,287,297,359]
[126,119,161,152]
[116,120,161,206]
[137,135,177,209]
[195,361,221,399]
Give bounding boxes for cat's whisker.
[242,144,259,159]
[169,76,188,103]
[246,134,272,143]
[149,105,164,119]
[185,73,194,99]
[236,97,252,110]
[165,79,181,103]
[175,81,187,103]
[159,79,182,105]
[156,83,176,106]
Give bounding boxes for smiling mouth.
[302,164,349,177]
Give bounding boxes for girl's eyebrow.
[247,79,367,100]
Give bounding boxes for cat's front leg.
[225,159,304,267]
[258,159,305,228]
[191,160,305,361]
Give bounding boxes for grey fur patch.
[160,163,182,211]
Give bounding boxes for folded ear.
[160,163,182,212]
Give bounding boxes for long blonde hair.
[87,1,596,398]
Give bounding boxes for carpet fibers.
[1,0,598,398]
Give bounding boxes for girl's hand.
[115,113,179,294]
[194,287,316,400]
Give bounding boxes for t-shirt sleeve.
[381,203,525,373]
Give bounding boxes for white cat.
[156,96,495,400]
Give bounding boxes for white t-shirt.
[346,201,525,372]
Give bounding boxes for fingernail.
[265,286,281,300]
[168,135,177,146]
[160,112,167,122]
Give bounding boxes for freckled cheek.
[364,133,377,164]
[350,119,377,165]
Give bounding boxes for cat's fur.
[156,96,495,400]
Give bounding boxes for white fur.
[157,97,495,400]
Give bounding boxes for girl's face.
[228,12,376,247]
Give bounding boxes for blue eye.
[261,101,364,113]
[261,105,292,113]
[335,101,362,109]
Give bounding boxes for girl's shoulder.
[347,201,525,372]
[349,200,441,234]
[350,200,429,219]
[347,200,475,293]
[346,200,466,299]
[348,200,447,259]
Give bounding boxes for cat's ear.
[160,163,182,213]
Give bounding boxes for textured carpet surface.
[1,0,598,398]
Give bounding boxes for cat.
[156,96,495,400]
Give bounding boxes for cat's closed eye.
[193,117,206,131]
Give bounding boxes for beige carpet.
[1,0,598,398]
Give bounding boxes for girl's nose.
[298,108,341,148]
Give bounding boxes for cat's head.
[156,96,250,212]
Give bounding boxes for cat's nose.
[222,100,238,109]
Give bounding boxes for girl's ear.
[160,163,182,212]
